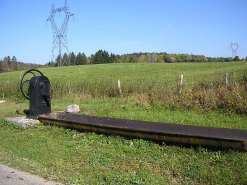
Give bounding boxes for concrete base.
[5,117,40,128]
[0,163,62,185]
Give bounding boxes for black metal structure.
[20,69,52,118]
[39,112,247,151]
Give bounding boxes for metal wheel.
[20,69,44,100]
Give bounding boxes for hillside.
[0,61,246,83]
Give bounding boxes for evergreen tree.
[0,59,2,73]
[7,56,11,69]
[76,52,83,65]
[91,50,110,64]
[47,61,51,67]
[88,54,94,64]
[225,57,233,62]
[12,56,18,71]
[76,52,87,65]
[81,52,87,65]
[62,53,69,66]
[2,57,9,72]
[55,55,61,67]
[69,52,77,65]
[110,53,117,63]
[91,50,103,64]
[102,50,110,63]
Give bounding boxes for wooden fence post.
[118,79,122,96]
[226,73,229,85]
[179,74,183,93]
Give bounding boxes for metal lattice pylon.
[47,0,74,66]
[230,42,239,58]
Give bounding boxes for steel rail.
[39,112,247,151]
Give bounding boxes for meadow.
[0,62,247,184]
[0,62,246,84]
[1,61,247,116]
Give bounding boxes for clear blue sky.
[0,0,246,64]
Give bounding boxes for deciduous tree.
[234,56,240,61]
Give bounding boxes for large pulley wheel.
[20,69,44,100]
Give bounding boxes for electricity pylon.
[230,42,239,58]
[47,0,74,66]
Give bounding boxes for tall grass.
[1,69,247,115]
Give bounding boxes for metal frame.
[46,0,74,66]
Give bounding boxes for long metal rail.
[39,112,247,151]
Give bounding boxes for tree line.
[46,50,246,67]
[46,50,117,67]
[1,51,246,73]
[0,56,41,73]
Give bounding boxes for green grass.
[1,62,247,83]
[0,62,247,184]
[1,98,247,130]
[0,118,247,184]
[0,98,246,184]
[78,98,247,129]
[1,62,247,115]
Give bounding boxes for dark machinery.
[20,69,52,118]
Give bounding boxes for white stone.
[65,104,80,113]
[6,117,40,128]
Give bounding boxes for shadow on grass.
[16,109,30,116]
[23,109,30,116]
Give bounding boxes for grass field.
[1,62,247,83]
[0,62,247,184]
[0,119,246,184]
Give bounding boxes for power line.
[72,20,162,50]
[73,20,141,43]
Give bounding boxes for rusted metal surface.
[39,112,247,151]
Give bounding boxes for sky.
[0,0,246,65]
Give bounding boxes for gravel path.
[0,163,63,185]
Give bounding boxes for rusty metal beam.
[39,112,247,151]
